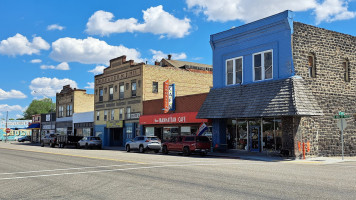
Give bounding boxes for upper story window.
[99,88,103,102]
[66,104,73,117]
[131,81,137,97]
[126,107,131,120]
[109,86,113,101]
[58,106,64,117]
[226,57,243,85]
[308,53,316,78]
[104,110,108,121]
[253,50,273,81]
[96,111,100,121]
[152,82,158,93]
[119,83,124,99]
[343,59,350,82]
[111,109,115,120]
[119,108,124,120]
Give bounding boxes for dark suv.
[41,134,57,147]
[162,136,211,156]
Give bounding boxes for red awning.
[139,112,208,125]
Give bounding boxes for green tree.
[23,98,55,119]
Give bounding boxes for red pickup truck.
[162,136,211,156]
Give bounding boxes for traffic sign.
[337,119,347,131]
[339,112,345,116]
[5,128,11,133]
[334,115,350,119]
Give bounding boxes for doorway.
[110,128,123,146]
[249,125,261,152]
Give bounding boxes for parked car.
[125,136,161,153]
[78,136,102,149]
[162,136,211,156]
[41,133,57,147]
[18,135,31,142]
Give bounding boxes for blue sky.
[0,0,356,119]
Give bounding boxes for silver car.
[78,136,102,149]
[125,136,161,153]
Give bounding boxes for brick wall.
[292,22,356,156]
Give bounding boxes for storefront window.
[163,127,179,141]
[145,127,154,136]
[83,128,91,137]
[56,128,66,135]
[181,126,191,136]
[237,120,248,150]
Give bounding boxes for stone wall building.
[198,10,356,157]
[94,55,212,147]
[56,85,94,135]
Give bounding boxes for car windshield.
[90,137,101,140]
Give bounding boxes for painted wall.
[210,10,294,88]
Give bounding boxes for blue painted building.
[197,11,323,155]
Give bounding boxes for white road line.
[0,160,237,175]
[0,162,246,181]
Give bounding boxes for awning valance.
[27,123,40,129]
[140,112,208,125]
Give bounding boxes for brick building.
[198,10,356,157]
[56,85,94,136]
[94,55,212,147]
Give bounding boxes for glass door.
[249,125,261,152]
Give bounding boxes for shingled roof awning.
[197,76,323,119]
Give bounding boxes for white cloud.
[50,37,142,65]
[186,0,355,24]
[30,59,42,63]
[47,24,65,31]
[0,33,50,56]
[29,77,78,97]
[15,114,24,119]
[0,104,24,112]
[0,89,27,100]
[314,0,356,24]
[86,5,191,38]
[85,82,94,89]
[89,65,106,75]
[40,62,70,70]
[150,49,187,63]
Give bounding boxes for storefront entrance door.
[249,126,261,152]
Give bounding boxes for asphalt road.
[0,142,355,200]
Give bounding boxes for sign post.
[334,112,349,160]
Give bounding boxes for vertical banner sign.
[163,80,169,113]
[169,84,175,111]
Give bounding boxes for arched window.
[308,53,316,78]
[343,58,350,82]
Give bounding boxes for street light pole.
[5,111,8,143]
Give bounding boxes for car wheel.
[41,142,44,147]
[162,146,168,154]
[200,152,207,157]
[85,143,89,149]
[183,147,191,156]
[154,149,160,153]
[139,145,145,153]
[126,145,131,152]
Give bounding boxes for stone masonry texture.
[292,22,356,157]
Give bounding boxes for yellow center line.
[0,147,146,164]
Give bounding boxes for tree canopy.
[23,98,55,119]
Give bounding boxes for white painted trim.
[252,49,273,82]
[225,56,243,86]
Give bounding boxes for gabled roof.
[197,76,323,119]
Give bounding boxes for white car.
[78,136,102,149]
[125,136,161,153]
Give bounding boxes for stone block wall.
[292,22,356,156]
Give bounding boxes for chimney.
[168,54,172,60]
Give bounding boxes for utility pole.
[5,111,8,143]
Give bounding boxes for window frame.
[119,83,124,99]
[343,59,350,82]
[104,110,108,121]
[99,88,103,102]
[126,107,131,120]
[253,50,273,82]
[96,111,100,121]
[119,108,124,120]
[111,109,115,120]
[152,81,158,93]
[109,86,114,101]
[308,53,316,78]
[225,56,243,85]
[131,80,137,97]
[66,104,73,117]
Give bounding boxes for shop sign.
[106,120,123,128]
[168,84,175,111]
[163,80,169,113]
[130,113,141,119]
[139,112,208,125]
[46,114,51,122]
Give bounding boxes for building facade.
[94,55,212,147]
[56,85,94,136]
[198,10,356,157]
[40,113,56,137]
[0,120,32,141]
[29,114,41,143]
